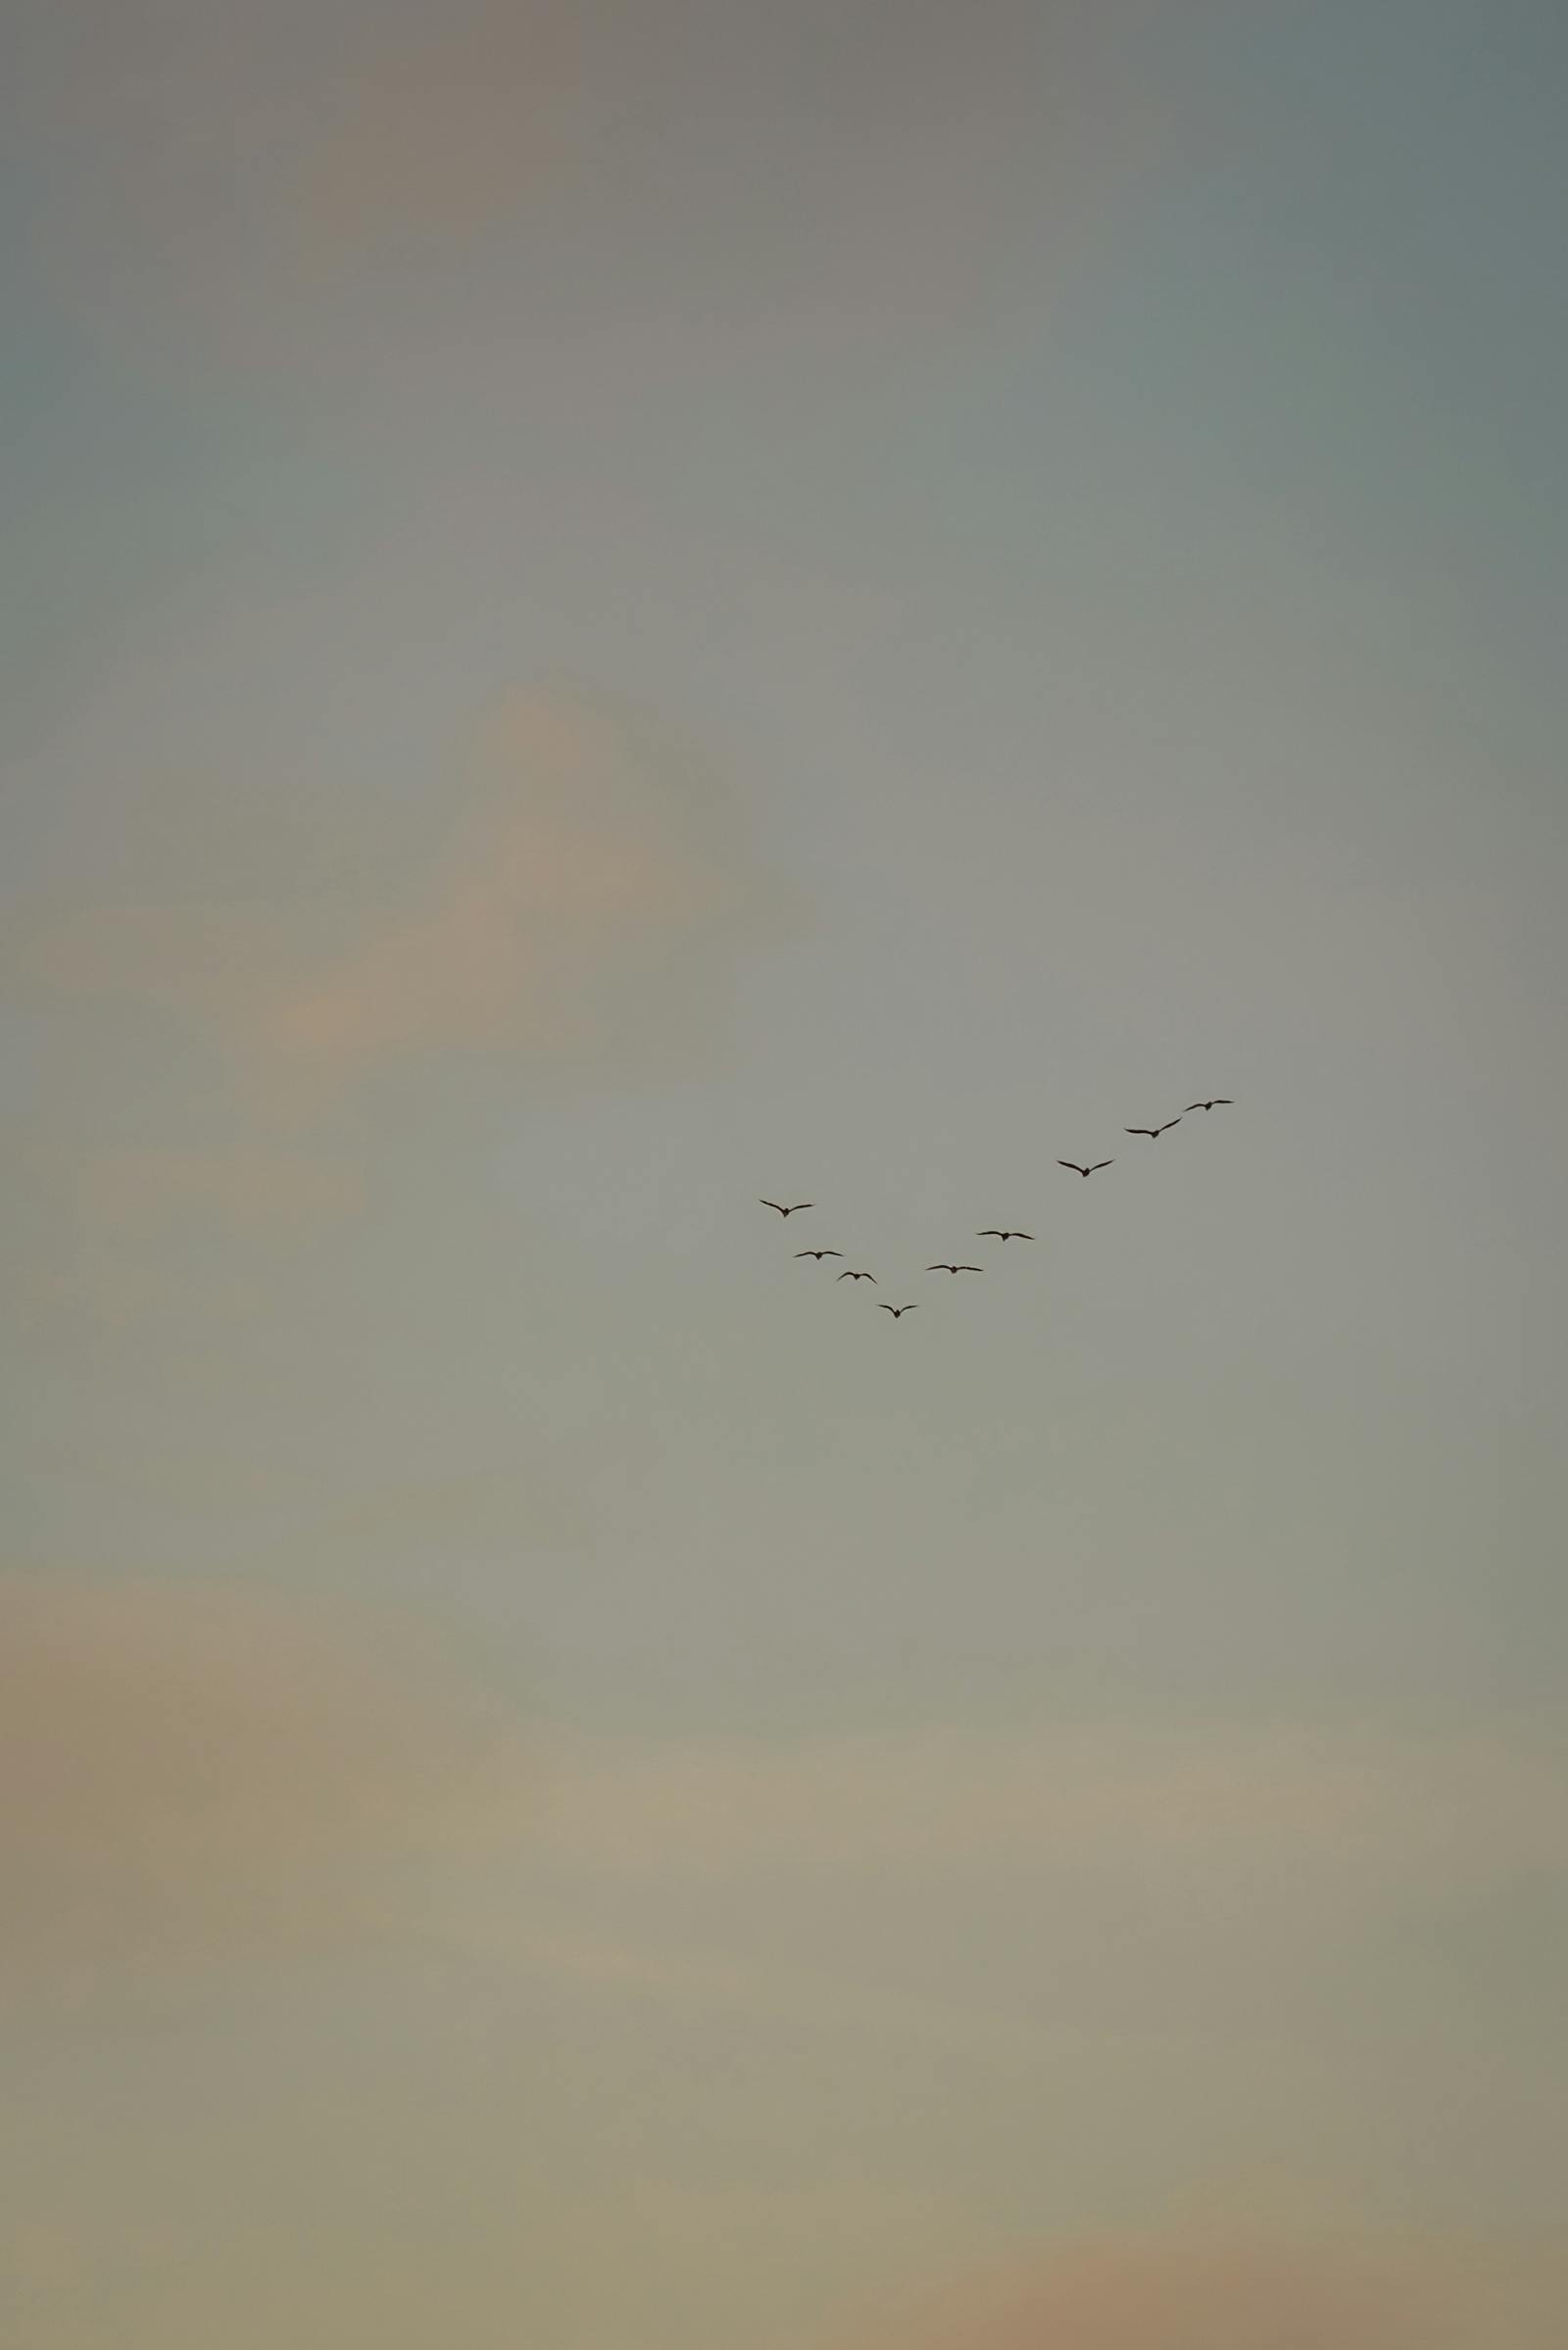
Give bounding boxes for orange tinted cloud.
[0,1574,522,1987]
[527,1719,1568,1884]
[301,0,577,265]
[78,1147,363,1234]
[256,687,757,1102]
[858,2234,1560,2350]
[16,684,784,1123]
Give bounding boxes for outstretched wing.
[1092,1160,1113,1172]
[760,1199,786,1212]
[1057,1162,1085,1174]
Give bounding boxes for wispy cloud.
[16,683,786,1135]
[77,1147,364,1235]
[525,1718,1568,1886]
[851,2232,1564,2350]
[0,1573,524,1990]
[299,0,578,268]
[252,686,771,1109]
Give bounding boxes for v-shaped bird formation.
[760,1098,1233,1319]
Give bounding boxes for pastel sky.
[3,4,1566,2346]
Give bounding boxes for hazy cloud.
[0,1573,524,1988]
[254,686,776,1108]
[858,2234,1563,2350]
[77,1147,364,1235]
[300,0,578,267]
[10,0,1187,372]
[528,1718,1568,1886]
[15,683,786,1130]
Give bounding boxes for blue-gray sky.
[3,4,1566,2345]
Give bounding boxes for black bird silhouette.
[1057,1160,1114,1177]
[837,1268,877,1283]
[1185,1099,1234,1111]
[976,1228,1034,1242]
[876,1302,918,1318]
[927,1262,983,1274]
[1124,1121,1182,1139]
[795,1248,843,1260]
[760,1199,812,1216]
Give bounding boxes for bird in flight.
[795,1248,843,1260]
[1124,1121,1182,1139]
[1057,1159,1113,1178]
[760,1199,812,1217]
[876,1302,918,1318]
[1185,1099,1233,1111]
[977,1228,1034,1242]
[927,1262,983,1274]
[837,1268,877,1283]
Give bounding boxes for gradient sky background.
[3,3,1567,2345]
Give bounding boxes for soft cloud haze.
[858,2234,1564,2350]
[0,1575,520,1986]
[3,0,1565,2343]
[16,681,785,1134]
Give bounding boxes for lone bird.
[837,1268,877,1283]
[795,1248,843,1260]
[1185,1099,1233,1111]
[977,1228,1034,1243]
[876,1302,918,1318]
[1057,1160,1113,1178]
[927,1262,983,1274]
[760,1199,813,1217]
[1124,1121,1182,1140]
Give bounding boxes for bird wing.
[1213,1099,1233,1104]
[876,1302,896,1313]
[1057,1162,1084,1173]
[959,1265,983,1273]
[977,1230,1004,1237]
[1184,1103,1207,1112]
[822,1249,843,1256]
[1091,1160,1113,1171]
[760,1199,785,1212]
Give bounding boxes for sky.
[2,2,1566,2344]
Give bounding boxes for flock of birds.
[760,1099,1234,1319]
